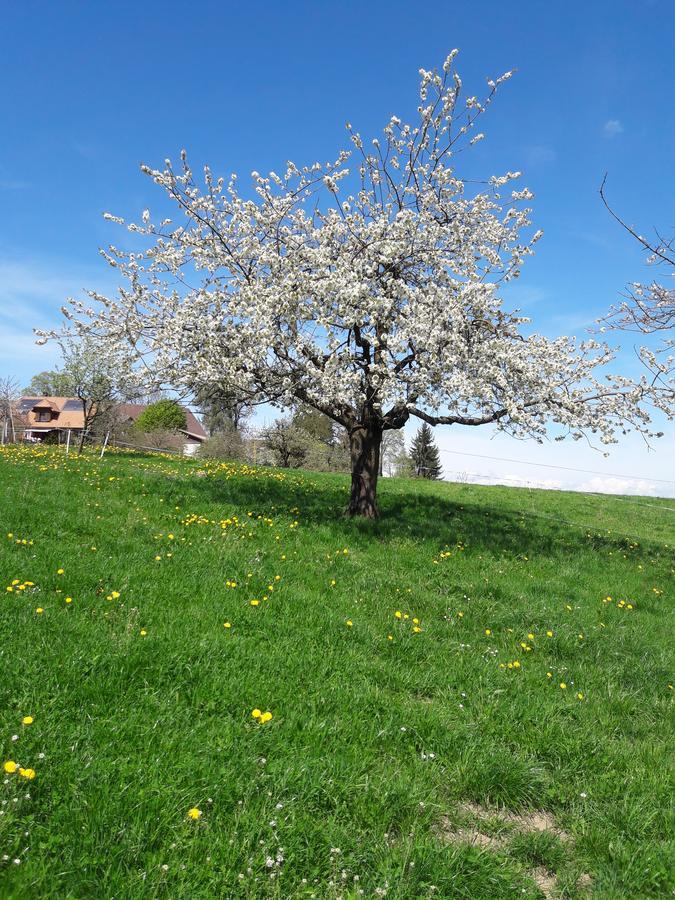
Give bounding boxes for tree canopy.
[24,370,77,397]
[194,382,251,434]
[134,400,187,433]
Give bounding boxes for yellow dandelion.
[546,630,553,637]
[395,611,402,619]
[251,709,262,719]
[187,807,202,820]
[250,599,260,606]
[560,682,567,690]
[346,620,353,627]
[260,711,273,723]
[576,692,584,700]
[36,607,44,614]
[22,716,33,726]
[19,768,36,780]
[223,622,231,629]
[57,568,64,575]
[485,629,491,636]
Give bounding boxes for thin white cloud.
[568,230,613,251]
[447,467,674,499]
[452,469,564,491]
[501,284,548,310]
[576,476,659,497]
[523,144,556,166]
[603,119,624,137]
[0,256,117,384]
[0,262,85,321]
[0,180,29,191]
[0,324,61,372]
[0,258,116,318]
[419,428,675,499]
[72,140,98,159]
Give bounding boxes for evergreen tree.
[410,423,442,479]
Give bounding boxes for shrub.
[133,400,187,432]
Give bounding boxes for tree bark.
[347,423,382,518]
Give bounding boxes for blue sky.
[1,0,674,495]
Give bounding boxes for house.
[18,397,89,442]
[16,397,207,455]
[115,403,208,455]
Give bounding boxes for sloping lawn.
[0,444,672,898]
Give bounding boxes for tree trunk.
[347,423,382,518]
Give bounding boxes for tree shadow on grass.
[174,466,665,562]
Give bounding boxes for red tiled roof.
[19,397,85,429]
[32,399,58,410]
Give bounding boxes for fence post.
[65,430,71,456]
[99,431,110,459]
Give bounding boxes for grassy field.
[0,443,672,899]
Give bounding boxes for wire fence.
[1,427,184,457]
[2,422,674,519]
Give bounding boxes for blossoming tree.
[42,53,670,516]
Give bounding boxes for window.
[36,410,52,423]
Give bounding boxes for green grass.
[0,443,673,898]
